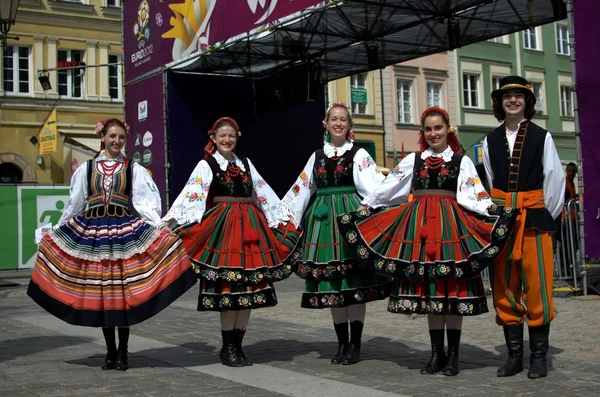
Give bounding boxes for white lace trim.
[279,194,304,227]
[213,151,246,171]
[421,146,454,162]
[49,228,162,262]
[96,151,125,163]
[164,203,203,226]
[323,140,353,158]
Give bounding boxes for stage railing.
[554,199,581,290]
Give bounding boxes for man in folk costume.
[483,76,565,379]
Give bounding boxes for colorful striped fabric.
[176,197,302,312]
[338,190,517,282]
[291,188,392,309]
[28,206,197,327]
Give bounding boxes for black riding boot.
[220,330,243,367]
[115,327,129,371]
[331,322,349,364]
[442,329,461,376]
[527,324,550,379]
[101,327,117,370]
[342,321,363,365]
[234,329,252,366]
[421,329,446,374]
[497,324,524,377]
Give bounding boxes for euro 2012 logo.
[133,0,151,41]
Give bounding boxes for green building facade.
[454,20,576,165]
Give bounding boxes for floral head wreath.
[322,102,355,143]
[95,118,131,135]
[204,116,241,159]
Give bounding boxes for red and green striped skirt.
[291,186,391,309]
[338,189,516,282]
[176,196,301,311]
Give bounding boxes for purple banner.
[207,0,321,44]
[124,73,166,212]
[123,0,174,82]
[124,0,322,82]
[573,0,600,258]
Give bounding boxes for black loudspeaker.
[367,44,379,69]
[255,62,322,113]
[550,0,567,19]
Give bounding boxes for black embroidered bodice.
[312,146,359,189]
[86,159,132,209]
[412,153,462,192]
[205,156,253,198]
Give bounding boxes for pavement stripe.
[14,311,408,397]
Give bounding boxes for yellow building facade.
[326,71,386,165]
[0,0,123,184]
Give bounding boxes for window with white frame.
[530,81,544,112]
[488,35,507,44]
[106,0,121,6]
[556,24,570,55]
[560,85,573,117]
[462,73,479,108]
[108,54,122,100]
[523,28,540,50]
[57,49,85,98]
[426,82,442,108]
[350,73,368,114]
[396,79,412,123]
[492,76,502,91]
[2,46,30,94]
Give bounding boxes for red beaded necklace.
[424,156,445,170]
[100,161,120,177]
[226,163,241,177]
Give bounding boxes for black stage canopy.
[170,0,566,81]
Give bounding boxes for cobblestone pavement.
[1,275,599,397]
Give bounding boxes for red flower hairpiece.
[95,119,131,135]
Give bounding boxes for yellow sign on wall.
[39,109,58,155]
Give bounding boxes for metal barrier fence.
[480,267,492,297]
[553,198,581,290]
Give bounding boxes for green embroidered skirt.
[290,186,391,308]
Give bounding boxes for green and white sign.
[351,87,368,104]
[0,185,70,270]
[133,152,142,163]
[143,149,153,166]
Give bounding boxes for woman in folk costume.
[163,117,301,367]
[28,118,197,371]
[339,107,517,375]
[279,102,391,365]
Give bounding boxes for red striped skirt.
[28,207,197,327]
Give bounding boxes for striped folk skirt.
[27,205,197,327]
[176,197,302,312]
[338,189,516,282]
[290,186,391,309]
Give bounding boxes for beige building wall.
[0,0,124,184]
[326,71,385,165]
[384,53,451,168]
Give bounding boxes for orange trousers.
[491,229,556,326]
